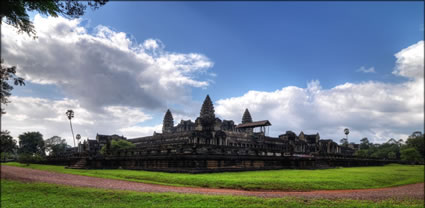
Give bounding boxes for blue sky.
[80,1,423,92]
[3,2,424,144]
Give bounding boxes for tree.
[360,137,370,150]
[45,136,68,156]
[387,151,396,159]
[344,128,349,138]
[355,149,369,158]
[0,130,17,161]
[370,139,401,159]
[340,138,348,147]
[400,147,423,163]
[397,139,404,147]
[100,139,135,156]
[408,131,423,139]
[405,132,424,158]
[66,109,76,147]
[0,59,25,113]
[387,138,398,144]
[0,0,107,37]
[18,132,45,156]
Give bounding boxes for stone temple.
[64,95,391,172]
[129,95,339,157]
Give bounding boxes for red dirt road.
[1,165,424,200]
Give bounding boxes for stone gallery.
[55,95,392,173]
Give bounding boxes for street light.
[66,110,76,147]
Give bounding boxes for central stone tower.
[242,108,253,124]
[199,95,216,131]
[162,109,174,134]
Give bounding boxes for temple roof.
[236,120,271,128]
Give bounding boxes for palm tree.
[344,128,350,140]
[66,110,75,147]
[76,134,81,143]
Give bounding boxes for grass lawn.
[1,179,423,208]
[3,162,424,191]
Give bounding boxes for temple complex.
[59,95,391,172]
[125,95,341,157]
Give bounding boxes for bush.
[1,152,17,162]
[400,148,423,164]
[387,152,396,159]
[354,150,369,158]
[17,154,46,164]
[100,139,135,156]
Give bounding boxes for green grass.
[3,162,424,191]
[1,179,423,208]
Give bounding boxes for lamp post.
[66,110,75,147]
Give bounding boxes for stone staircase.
[68,158,88,169]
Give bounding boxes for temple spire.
[200,95,215,119]
[242,108,252,124]
[162,109,174,133]
[199,95,215,130]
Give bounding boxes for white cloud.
[2,96,157,145]
[357,66,376,73]
[216,41,424,144]
[118,125,162,139]
[1,15,212,144]
[2,15,422,146]
[143,39,162,50]
[392,40,424,79]
[104,106,152,124]
[2,15,214,112]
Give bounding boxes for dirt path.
[1,165,423,200]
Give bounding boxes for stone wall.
[73,154,398,173]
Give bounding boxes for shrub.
[18,153,46,164]
[100,139,135,156]
[400,147,423,164]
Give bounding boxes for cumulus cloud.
[2,15,214,112]
[216,41,424,143]
[2,15,422,146]
[1,15,216,144]
[118,125,162,139]
[392,40,424,79]
[2,94,197,142]
[2,96,158,145]
[357,66,376,73]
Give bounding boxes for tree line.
[0,130,135,162]
[0,131,69,162]
[348,131,424,163]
